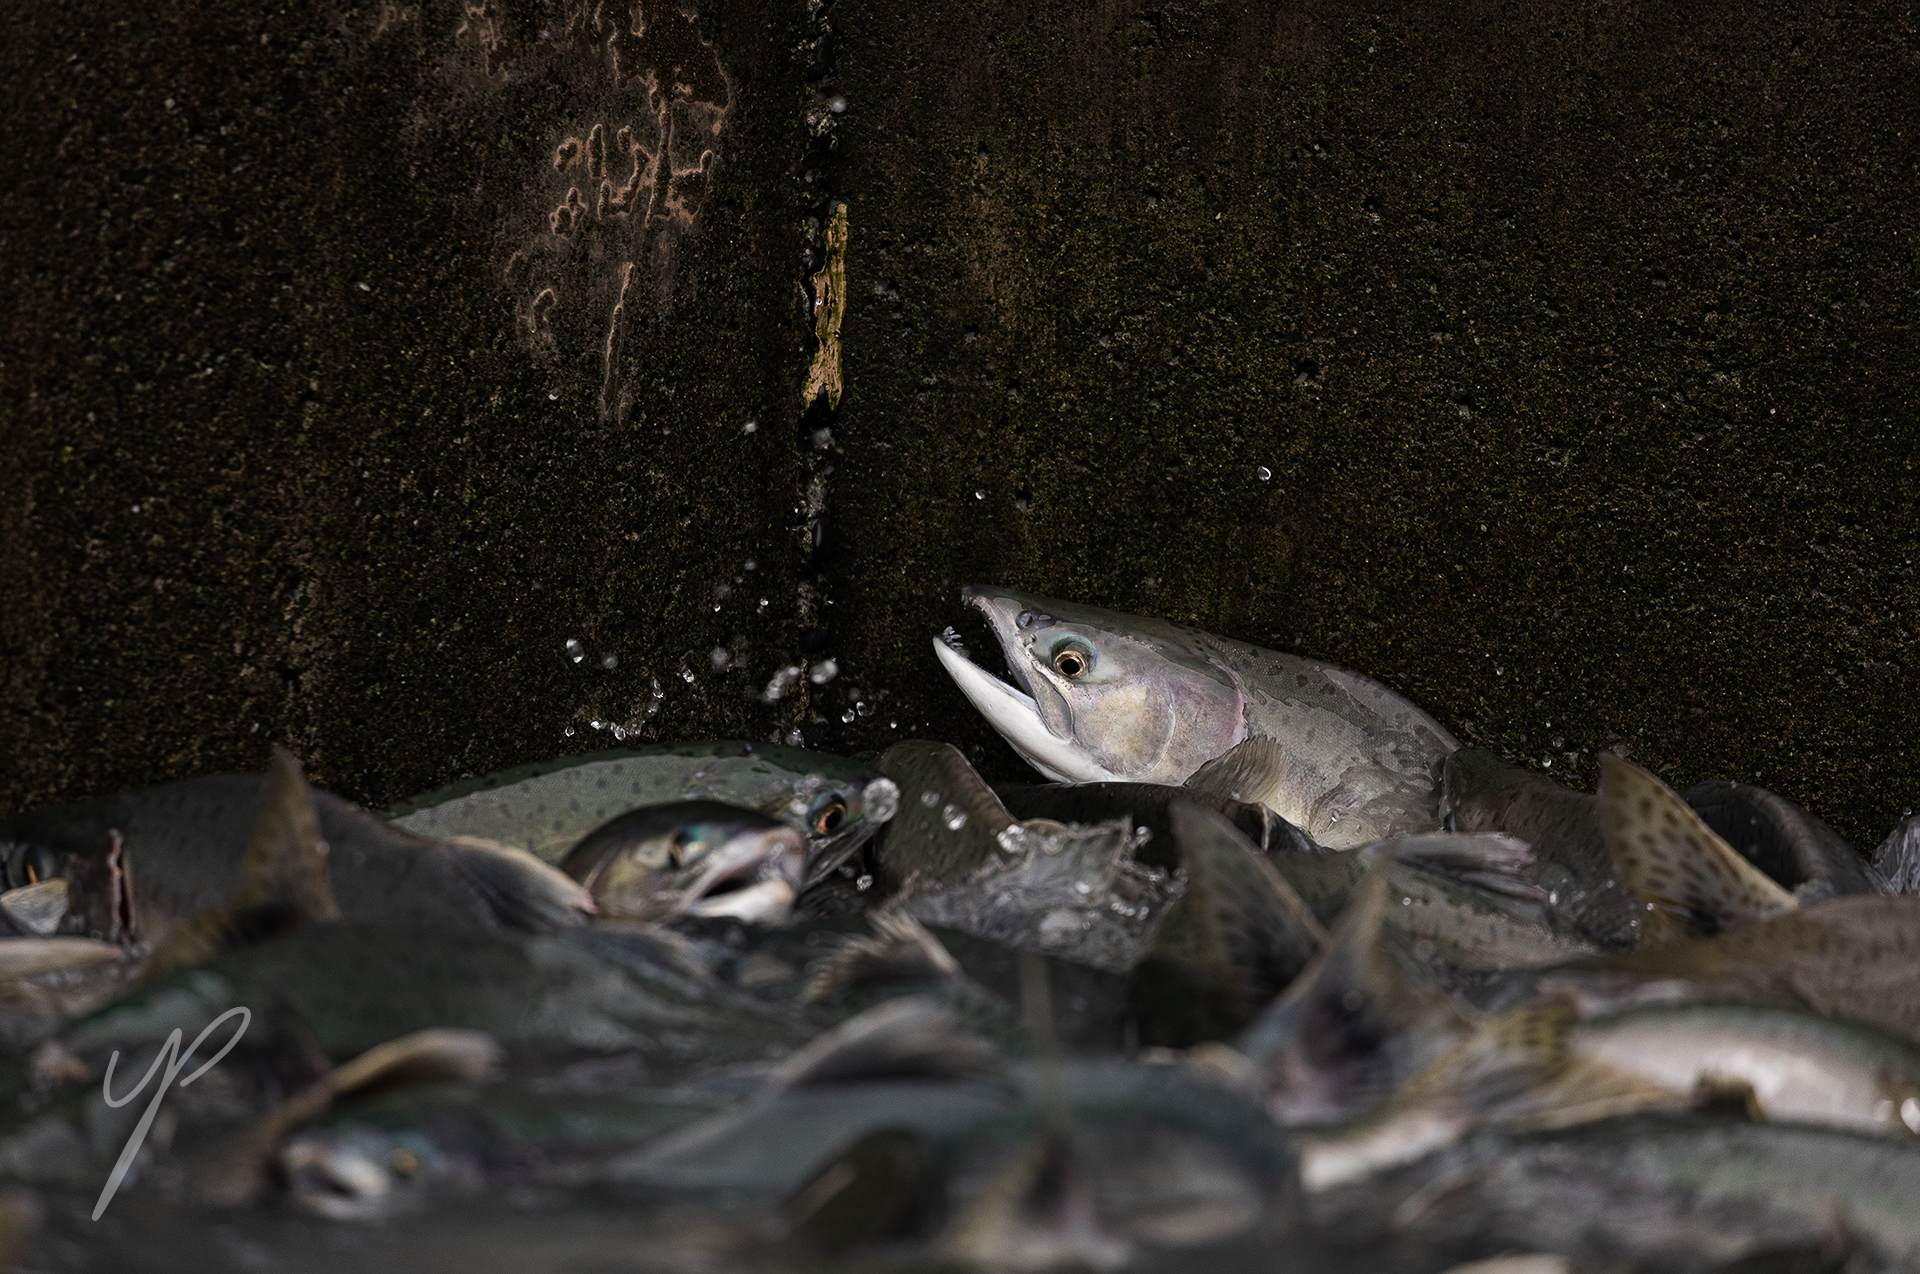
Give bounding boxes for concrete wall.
[5,0,1917,847]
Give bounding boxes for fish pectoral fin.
[1599,754,1798,948]
[1183,735,1295,812]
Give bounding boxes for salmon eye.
[667,831,693,869]
[1051,642,1091,678]
[811,798,847,836]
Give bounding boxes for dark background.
[4,0,1916,851]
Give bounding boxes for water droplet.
[943,804,968,831]
[548,389,560,401]
[855,873,872,890]
[828,95,848,113]
[590,718,605,730]
[742,420,758,434]
[809,659,839,684]
[855,700,873,717]
[920,790,940,808]
[601,652,619,670]
[758,598,770,611]
[681,668,695,683]
[1256,465,1272,480]
[565,638,586,663]
[974,489,985,500]
[651,677,665,699]
[611,725,627,740]
[889,719,898,729]
[1401,896,1412,906]
[710,647,731,671]
[841,708,855,723]
[563,726,576,737]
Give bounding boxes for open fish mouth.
[932,590,1113,785]
[678,828,806,923]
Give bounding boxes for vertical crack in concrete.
[788,0,843,747]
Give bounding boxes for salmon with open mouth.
[935,586,1460,848]
[561,800,807,924]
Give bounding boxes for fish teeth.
[938,625,971,661]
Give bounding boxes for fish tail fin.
[804,906,961,1002]
[770,996,1003,1092]
[1239,858,1471,1124]
[1871,815,1920,895]
[444,835,595,932]
[1135,802,1328,1045]
[1598,754,1797,947]
[936,1128,1130,1271]
[1381,831,1552,925]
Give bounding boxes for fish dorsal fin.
[148,748,340,974]
[1183,735,1296,812]
[1139,803,1328,1041]
[234,747,341,925]
[1599,754,1797,947]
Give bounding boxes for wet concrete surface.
[5,0,1919,851]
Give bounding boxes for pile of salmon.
[4,586,1919,1273]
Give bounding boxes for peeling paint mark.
[454,0,513,80]
[510,0,734,421]
[803,202,848,408]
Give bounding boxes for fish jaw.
[678,828,807,924]
[932,636,1119,784]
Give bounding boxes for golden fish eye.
[813,799,846,836]
[1051,643,1090,678]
